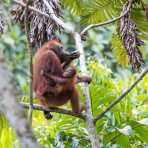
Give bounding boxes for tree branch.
[94,67,148,123]
[20,103,86,120]
[24,0,33,125]
[73,33,100,148]
[80,0,133,36]
[0,56,40,148]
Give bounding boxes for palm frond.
[62,0,83,15]
[112,33,129,67]
[118,1,144,70]
[131,8,148,41]
[11,0,61,48]
[81,0,120,25]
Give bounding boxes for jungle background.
[0,0,148,147]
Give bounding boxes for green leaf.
[81,0,119,25]
[62,0,83,15]
[112,33,129,67]
[129,120,148,143]
[103,130,130,148]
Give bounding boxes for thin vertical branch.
[24,0,33,124]
[74,33,100,148]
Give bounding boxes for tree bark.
[0,55,40,148]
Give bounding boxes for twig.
[80,0,133,36]
[94,67,148,123]
[24,0,33,124]
[20,103,86,120]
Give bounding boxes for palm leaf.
[112,33,129,67]
[131,8,148,41]
[81,0,120,25]
[62,0,83,15]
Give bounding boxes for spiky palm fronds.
[81,0,120,25]
[112,34,129,67]
[118,0,144,70]
[11,0,61,48]
[62,0,83,16]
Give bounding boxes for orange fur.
[33,40,83,115]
